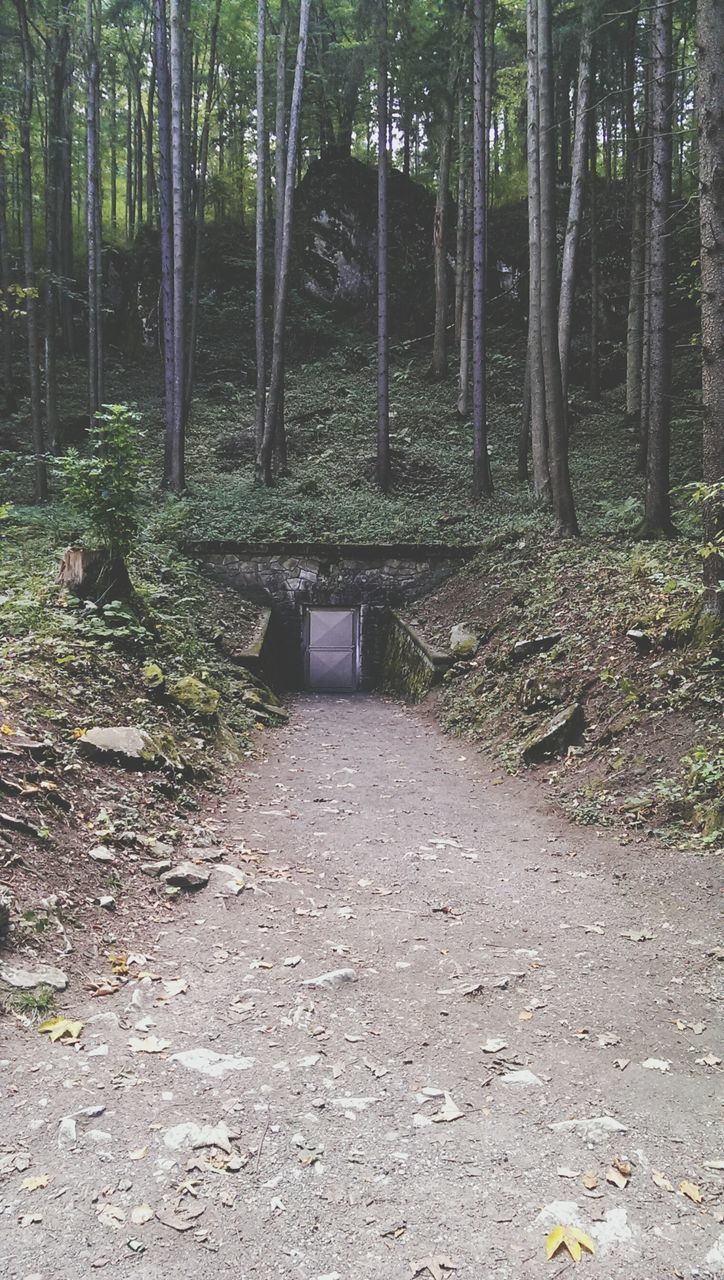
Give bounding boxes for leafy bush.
[55,405,142,560]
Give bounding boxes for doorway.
[303,607,360,692]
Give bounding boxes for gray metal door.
[305,608,359,692]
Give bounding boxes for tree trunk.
[471,0,493,498]
[431,56,457,380]
[641,0,675,536]
[696,0,724,614]
[625,122,646,421]
[537,0,577,533]
[14,0,48,501]
[454,78,467,344]
[86,0,103,421]
[185,0,221,418]
[168,0,186,491]
[110,58,118,231]
[273,0,289,472]
[257,0,312,485]
[254,0,267,457]
[526,0,551,501]
[376,0,390,492]
[155,0,176,485]
[457,199,472,418]
[558,2,592,398]
[588,97,600,400]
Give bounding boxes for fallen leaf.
[410,1255,458,1280]
[680,1180,703,1204]
[606,1160,630,1189]
[519,1009,533,1021]
[38,1017,83,1043]
[128,1148,147,1161]
[155,1202,205,1232]
[652,1170,675,1192]
[545,1224,595,1263]
[557,1167,580,1179]
[696,1053,721,1067]
[20,1175,49,1192]
[581,1173,598,1190]
[96,1204,126,1229]
[128,1036,170,1054]
[130,1203,154,1226]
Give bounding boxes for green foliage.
[10,986,58,1021]
[67,597,152,646]
[683,745,724,802]
[54,405,143,560]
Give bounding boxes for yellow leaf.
[545,1224,595,1262]
[38,1016,83,1043]
[72,727,87,738]
[21,1175,49,1192]
[128,1035,170,1054]
[680,1180,703,1204]
[581,1172,598,1190]
[519,1009,533,1021]
[652,1170,675,1192]
[1,723,15,735]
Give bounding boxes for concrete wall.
[188,541,474,690]
[382,612,453,702]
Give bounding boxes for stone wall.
[382,612,452,702]
[188,541,474,689]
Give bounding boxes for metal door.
[304,608,359,692]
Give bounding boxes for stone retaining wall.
[382,613,453,702]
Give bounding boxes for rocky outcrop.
[0,961,68,991]
[511,633,562,663]
[77,727,161,769]
[450,624,478,658]
[167,676,220,718]
[162,863,211,891]
[521,703,584,762]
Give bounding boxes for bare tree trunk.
[697,0,724,616]
[257,0,311,486]
[454,77,467,344]
[641,0,675,536]
[558,1,592,398]
[625,121,646,421]
[537,0,577,533]
[376,0,390,492]
[457,200,472,417]
[431,56,457,379]
[526,0,551,501]
[588,92,600,400]
[0,70,12,412]
[273,0,289,471]
[155,0,176,487]
[254,0,267,457]
[168,0,186,491]
[472,0,493,498]
[86,0,103,420]
[45,0,72,450]
[185,0,221,418]
[517,345,531,482]
[15,0,48,501]
[110,57,118,232]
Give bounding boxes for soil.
[1,694,722,1280]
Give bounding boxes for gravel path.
[1,694,722,1279]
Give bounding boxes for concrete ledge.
[186,540,480,561]
[382,612,453,703]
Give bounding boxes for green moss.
[167,675,221,718]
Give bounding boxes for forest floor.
[1,695,722,1280]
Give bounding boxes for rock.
[449,624,478,658]
[549,1115,627,1143]
[141,860,172,876]
[167,676,220,718]
[161,862,210,891]
[139,836,174,858]
[94,895,116,911]
[88,844,115,863]
[184,845,224,862]
[626,628,652,654]
[0,890,11,942]
[142,662,165,690]
[519,676,568,714]
[500,1069,544,1086]
[521,703,583,763]
[511,632,562,662]
[164,1120,239,1154]
[57,1117,77,1148]
[0,961,68,991]
[302,967,357,989]
[78,727,160,770]
[170,1048,254,1078]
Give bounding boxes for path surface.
[1,695,722,1280]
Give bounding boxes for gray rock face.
[511,632,562,662]
[78,727,160,769]
[521,703,583,763]
[0,961,68,991]
[449,624,477,658]
[161,862,210,891]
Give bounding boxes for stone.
[519,676,568,714]
[500,1069,544,1086]
[511,632,562,662]
[141,860,172,877]
[77,727,160,769]
[170,1047,254,1078]
[0,890,11,942]
[521,703,584,763]
[548,1115,627,1143]
[142,662,165,690]
[0,961,68,992]
[184,845,224,862]
[167,675,220,718]
[449,624,478,658]
[88,844,115,863]
[626,628,652,654]
[161,863,210,891]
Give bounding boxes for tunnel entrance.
[303,607,360,692]
[190,540,478,692]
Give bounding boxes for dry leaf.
[97,1204,126,1229]
[545,1224,595,1262]
[652,1170,675,1192]
[130,1203,154,1226]
[606,1158,631,1189]
[680,1180,703,1204]
[20,1175,49,1192]
[581,1173,598,1190]
[128,1147,147,1161]
[557,1167,580,1179]
[696,1053,721,1067]
[410,1255,458,1280]
[38,1017,83,1043]
[519,1009,533,1021]
[155,1202,205,1232]
[128,1036,170,1054]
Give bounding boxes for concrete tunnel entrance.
[187,541,478,692]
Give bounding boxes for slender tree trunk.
[454,78,467,344]
[155,0,175,484]
[625,122,646,421]
[472,0,493,498]
[697,0,724,616]
[641,0,675,536]
[254,0,267,455]
[168,0,186,491]
[185,0,221,418]
[257,0,311,485]
[517,346,531,482]
[273,0,289,471]
[526,0,551,501]
[558,1,592,398]
[376,0,390,492]
[86,0,103,419]
[588,97,600,400]
[14,0,48,501]
[126,79,134,237]
[0,49,14,412]
[457,201,472,418]
[537,0,578,533]
[110,58,118,232]
[431,57,457,379]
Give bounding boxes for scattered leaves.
[652,1170,675,1192]
[128,1036,170,1054]
[20,1175,49,1192]
[680,1181,703,1204]
[410,1256,458,1280]
[545,1224,595,1263]
[38,1017,83,1043]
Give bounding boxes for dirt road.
[1,695,722,1279]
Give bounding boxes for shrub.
[55,405,142,561]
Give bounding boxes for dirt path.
[2,694,722,1280]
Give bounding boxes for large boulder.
[78,727,161,769]
[0,961,68,991]
[450,624,478,658]
[167,676,220,718]
[162,863,211,891]
[521,703,584,763]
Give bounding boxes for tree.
[86,0,103,421]
[254,0,267,459]
[376,0,390,492]
[558,0,593,399]
[471,0,493,498]
[430,48,457,379]
[154,0,176,488]
[167,0,186,492]
[524,0,550,500]
[696,0,724,616]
